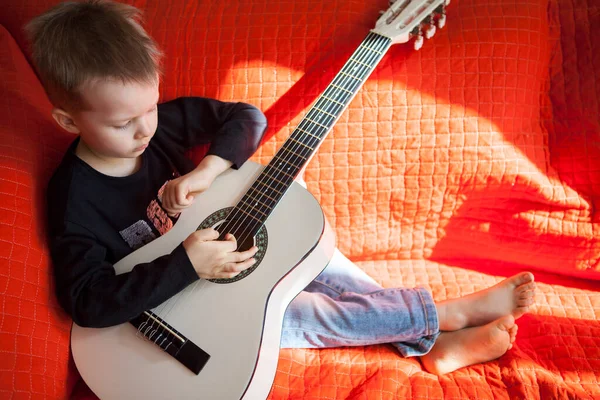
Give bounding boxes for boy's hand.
[162,169,214,216]
[183,228,258,279]
[162,155,233,216]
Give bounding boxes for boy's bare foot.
[420,315,517,375]
[436,272,535,331]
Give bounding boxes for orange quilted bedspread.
[1,0,599,399]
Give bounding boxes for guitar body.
[71,161,336,400]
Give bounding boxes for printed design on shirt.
[120,171,181,250]
[149,179,182,235]
[147,197,173,236]
[119,220,157,250]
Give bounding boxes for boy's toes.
[517,296,534,306]
[517,282,536,293]
[519,290,536,301]
[513,306,531,319]
[496,315,516,332]
[512,272,535,288]
[509,325,518,343]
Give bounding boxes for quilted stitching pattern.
[0,25,74,399]
[0,0,599,399]
[545,0,600,222]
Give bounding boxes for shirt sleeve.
[50,220,200,328]
[157,97,268,169]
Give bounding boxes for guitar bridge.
[129,311,210,375]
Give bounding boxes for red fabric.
[0,0,599,399]
[0,24,74,399]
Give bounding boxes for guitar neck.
[269,31,393,180]
[225,32,392,239]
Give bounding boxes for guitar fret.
[360,44,382,55]
[259,173,288,188]
[279,147,307,161]
[239,199,269,217]
[234,206,262,223]
[296,127,321,140]
[340,71,362,81]
[289,138,314,150]
[268,164,295,180]
[330,83,353,94]
[349,57,372,68]
[313,107,337,118]
[304,118,329,129]
[241,192,273,210]
[273,153,304,169]
[248,186,278,203]
[256,180,283,195]
[268,175,289,187]
[322,95,345,106]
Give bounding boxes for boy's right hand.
[182,228,258,280]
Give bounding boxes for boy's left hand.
[161,155,233,216]
[161,170,214,216]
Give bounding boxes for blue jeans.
[280,249,440,357]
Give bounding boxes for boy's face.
[57,78,160,161]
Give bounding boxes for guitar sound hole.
[197,207,268,284]
[212,219,255,252]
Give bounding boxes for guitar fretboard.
[221,32,392,242]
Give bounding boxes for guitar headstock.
[371,0,450,50]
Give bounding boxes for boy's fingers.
[193,228,219,241]
[163,197,194,216]
[224,233,237,244]
[228,246,258,263]
[221,258,256,275]
[166,203,187,212]
[235,258,256,271]
[239,246,258,259]
[177,187,191,205]
[212,234,237,252]
[164,189,175,211]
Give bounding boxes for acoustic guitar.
[71,0,449,398]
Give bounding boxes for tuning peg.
[424,24,436,39]
[433,5,447,29]
[413,34,424,50]
[409,25,426,51]
[436,13,446,29]
[410,26,424,50]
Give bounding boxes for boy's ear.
[51,108,80,134]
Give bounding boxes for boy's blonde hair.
[25,0,162,111]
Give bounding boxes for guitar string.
[214,33,387,247]
[147,32,391,342]
[136,270,208,346]
[229,33,390,241]
[217,33,391,249]
[142,279,209,348]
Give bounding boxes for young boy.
[29,0,536,376]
